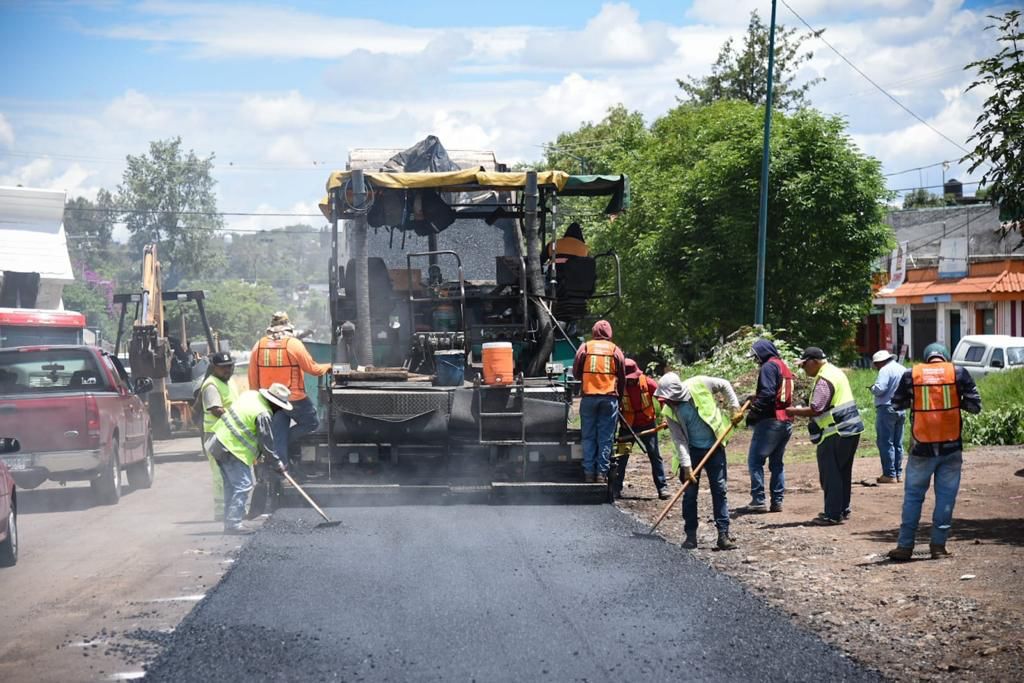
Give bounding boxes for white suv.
[952,334,1024,380]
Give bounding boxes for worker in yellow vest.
[199,352,238,522]
[887,343,981,561]
[206,383,291,535]
[786,347,864,526]
[655,372,743,550]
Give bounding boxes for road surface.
[145,505,876,682]
[0,437,240,683]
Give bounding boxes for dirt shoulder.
[616,443,1024,681]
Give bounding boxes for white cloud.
[239,91,315,131]
[104,89,173,130]
[0,113,14,147]
[523,3,675,67]
[265,135,311,165]
[324,33,473,97]
[0,158,100,199]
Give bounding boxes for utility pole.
[754,0,778,326]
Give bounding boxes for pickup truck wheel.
[0,503,17,567]
[91,441,122,505]
[127,438,156,490]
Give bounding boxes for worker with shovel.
[655,372,744,550]
[610,359,669,500]
[206,383,291,535]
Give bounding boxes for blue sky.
[0,1,1008,234]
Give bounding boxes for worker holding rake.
[655,372,744,550]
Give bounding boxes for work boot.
[716,532,737,550]
[769,502,783,513]
[929,544,952,559]
[682,533,698,549]
[224,524,255,536]
[876,475,896,484]
[744,502,769,513]
[584,472,596,483]
[596,473,608,484]
[888,546,914,561]
[657,488,670,500]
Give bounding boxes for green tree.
[543,105,648,176]
[64,190,118,267]
[118,137,224,287]
[178,279,281,351]
[902,187,946,209]
[547,101,891,357]
[678,10,822,111]
[963,10,1023,249]
[223,224,328,288]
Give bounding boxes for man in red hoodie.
[610,358,669,500]
[572,320,626,483]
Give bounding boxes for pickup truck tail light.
[86,394,101,447]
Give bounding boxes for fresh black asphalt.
[144,505,877,682]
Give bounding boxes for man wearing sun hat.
[870,349,907,484]
[206,382,292,535]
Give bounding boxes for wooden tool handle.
[283,470,332,523]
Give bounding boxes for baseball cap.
[210,351,234,367]
[796,346,827,366]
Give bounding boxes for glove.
[273,461,287,475]
[731,409,746,426]
[680,465,697,485]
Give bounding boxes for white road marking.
[144,594,205,603]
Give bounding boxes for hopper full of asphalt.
[144,506,876,682]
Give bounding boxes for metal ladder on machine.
[476,376,529,479]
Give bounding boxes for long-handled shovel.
[646,399,751,535]
[282,470,342,529]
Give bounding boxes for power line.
[0,149,341,171]
[780,0,974,157]
[890,180,981,192]
[63,206,325,218]
[884,159,960,177]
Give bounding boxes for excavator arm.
[127,244,171,379]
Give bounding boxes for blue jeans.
[217,454,254,529]
[610,424,667,495]
[682,445,730,535]
[897,451,963,548]
[747,419,792,506]
[875,405,906,478]
[272,396,319,463]
[580,395,618,475]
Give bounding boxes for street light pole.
[754,0,778,326]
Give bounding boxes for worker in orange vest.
[572,320,626,483]
[610,358,669,500]
[888,343,981,561]
[248,311,331,473]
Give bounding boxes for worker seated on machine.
[542,222,589,266]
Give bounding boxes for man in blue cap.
[887,343,981,561]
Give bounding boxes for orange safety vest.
[911,361,961,444]
[767,356,795,421]
[254,337,304,396]
[622,375,657,427]
[581,339,619,396]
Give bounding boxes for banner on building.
[886,241,908,290]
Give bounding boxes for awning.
[319,171,630,219]
[884,266,1024,303]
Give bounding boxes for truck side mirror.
[134,377,154,395]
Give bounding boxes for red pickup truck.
[0,345,155,505]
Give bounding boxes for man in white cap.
[869,349,907,483]
[654,372,743,550]
[206,382,292,534]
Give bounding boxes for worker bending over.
[655,372,743,550]
[199,351,238,522]
[573,320,626,483]
[249,311,331,474]
[206,383,291,535]
[611,358,669,500]
[888,343,981,561]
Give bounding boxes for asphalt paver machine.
[297,138,629,504]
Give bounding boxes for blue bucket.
[434,350,465,386]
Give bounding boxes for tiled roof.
[889,268,1024,299]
